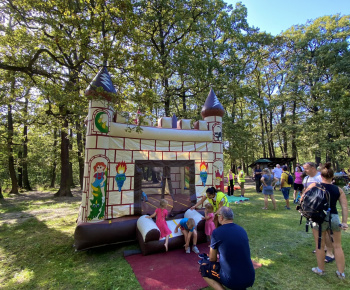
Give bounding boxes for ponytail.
[321,162,334,179]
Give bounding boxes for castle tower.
[201,89,225,192]
[79,67,116,222]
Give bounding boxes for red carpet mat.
[125,243,262,290]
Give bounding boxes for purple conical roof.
[201,88,225,118]
[85,67,116,100]
[172,113,177,128]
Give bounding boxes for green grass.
[1,187,350,289]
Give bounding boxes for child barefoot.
[202,203,215,243]
[174,217,199,254]
[147,199,172,251]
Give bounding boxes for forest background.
[0,0,349,197]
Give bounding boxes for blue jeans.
[281,187,291,200]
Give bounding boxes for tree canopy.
[0,1,349,195]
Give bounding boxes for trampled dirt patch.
[0,189,82,225]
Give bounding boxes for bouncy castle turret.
[79,67,116,222]
[201,89,225,192]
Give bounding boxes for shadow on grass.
[0,189,82,215]
[0,207,141,289]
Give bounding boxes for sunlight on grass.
[256,258,275,266]
[1,186,350,289]
[11,268,35,284]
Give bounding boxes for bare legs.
[285,198,290,208]
[312,229,345,273]
[182,229,198,251]
[164,235,169,252]
[182,230,189,251]
[312,229,326,271]
[263,194,276,210]
[325,233,334,259]
[332,231,345,273]
[203,277,225,290]
[263,195,268,209]
[270,195,277,209]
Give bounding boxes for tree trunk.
[269,111,275,157]
[7,104,19,194]
[50,129,57,188]
[181,91,187,112]
[76,121,84,189]
[50,161,57,188]
[264,116,273,158]
[18,150,23,188]
[159,20,171,117]
[0,184,3,199]
[22,97,32,190]
[281,104,288,157]
[69,128,75,187]
[315,155,321,165]
[259,107,266,157]
[55,107,72,197]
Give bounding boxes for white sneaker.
[185,247,190,254]
[192,245,199,254]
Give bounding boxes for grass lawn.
[1,185,349,289]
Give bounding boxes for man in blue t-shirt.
[199,207,255,289]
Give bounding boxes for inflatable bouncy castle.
[74,67,225,252]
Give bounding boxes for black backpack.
[298,183,332,249]
[287,172,294,185]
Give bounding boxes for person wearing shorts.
[281,165,292,209]
[304,163,348,279]
[174,218,199,254]
[312,214,341,232]
[199,207,255,289]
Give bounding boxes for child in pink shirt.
[202,203,216,243]
[147,199,172,251]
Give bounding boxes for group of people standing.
[252,163,293,210]
[253,161,348,279]
[253,163,284,193]
[302,162,348,279]
[148,161,347,288]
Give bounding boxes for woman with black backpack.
[305,163,348,279]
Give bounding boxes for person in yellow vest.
[281,165,292,210]
[237,166,246,197]
[191,187,229,227]
[227,169,235,196]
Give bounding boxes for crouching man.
[200,207,255,290]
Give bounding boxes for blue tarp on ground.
[226,195,249,203]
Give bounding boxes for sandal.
[336,271,345,279]
[261,207,268,210]
[325,256,335,263]
[312,267,325,276]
